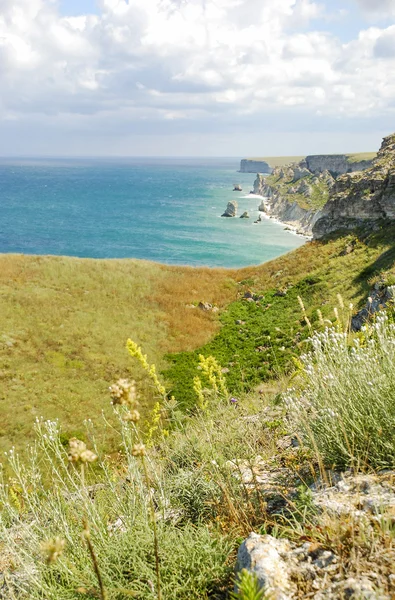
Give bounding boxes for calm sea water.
[0,157,304,268]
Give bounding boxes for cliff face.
[313,134,395,238]
[253,164,335,236]
[306,155,374,176]
[240,159,271,173]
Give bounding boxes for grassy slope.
[263,171,331,210]
[346,152,377,163]
[1,224,395,451]
[165,225,395,406]
[0,255,238,452]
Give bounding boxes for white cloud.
[0,0,394,154]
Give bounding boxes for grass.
[165,225,395,407]
[0,255,238,453]
[2,224,395,452]
[0,308,394,598]
[345,152,377,164]
[263,171,331,210]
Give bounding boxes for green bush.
[287,312,395,470]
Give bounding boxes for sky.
[0,0,395,157]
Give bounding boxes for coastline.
[258,205,313,239]
[241,192,313,240]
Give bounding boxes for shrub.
[287,312,395,470]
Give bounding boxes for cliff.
[240,153,375,174]
[253,163,335,236]
[306,154,374,176]
[240,159,271,173]
[313,134,395,238]
[252,144,388,237]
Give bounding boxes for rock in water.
[240,211,250,218]
[233,184,242,191]
[221,201,238,217]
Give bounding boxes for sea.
[0,157,305,269]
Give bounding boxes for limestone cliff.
[253,163,335,236]
[313,134,395,238]
[306,154,374,176]
[240,159,271,174]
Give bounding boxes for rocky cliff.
[313,133,395,238]
[253,163,335,236]
[306,154,374,176]
[240,154,375,175]
[240,159,271,173]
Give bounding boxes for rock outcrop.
[240,211,250,219]
[306,154,374,176]
[253,165,335,236]
[221,201,238,217]
[313,133,395,238]
[240,159,271,174]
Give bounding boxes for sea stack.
[233,184,242,191]
[221,201,238,217]
[240,211,250,218]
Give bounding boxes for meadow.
[0,224,395,598]
[1,224,395,453]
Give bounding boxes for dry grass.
[346,152,377,163]
[1,224,394,452]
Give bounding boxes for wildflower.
[124,409,141,422]
[337,293,344,309]
[68,438,97,464]
[230,397,238,404]
[132,443,146,457]
[297,296,306,312]
[109,379,138,407]
[41,537,66,564]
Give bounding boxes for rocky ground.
[234,444,395,599]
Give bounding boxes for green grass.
[345,152,377,164]
[2,224,395,453]
[164,225,395,407]
[263,171,331,210]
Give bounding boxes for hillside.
[2,223,395,453]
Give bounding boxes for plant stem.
[142,455,162,600]
[83,520,107,600]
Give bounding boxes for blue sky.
[1,0,395,156]
[59,0,99,16]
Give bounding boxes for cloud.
[355,0,395,19]
[0,0,394,154]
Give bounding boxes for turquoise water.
[0,157,304,268]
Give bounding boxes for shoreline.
[242,192,313,240]
[258,204,312,240]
